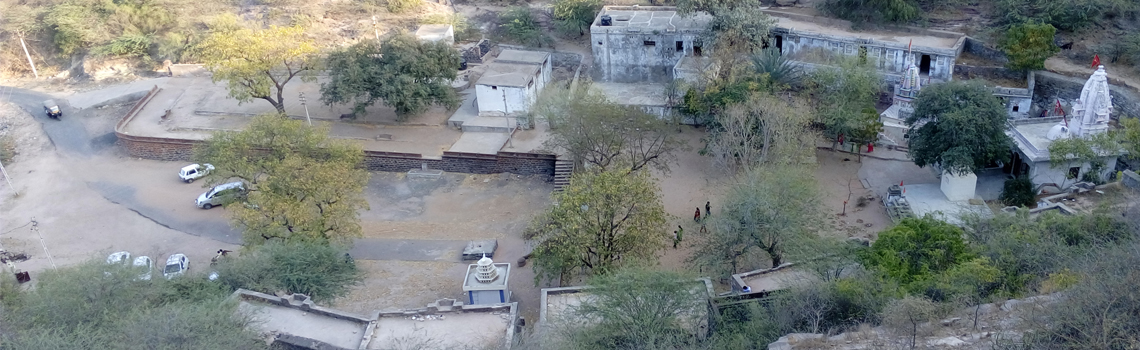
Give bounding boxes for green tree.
[195,114,371,245]
[534,85,685,173]
[197,18,319,113]
[704,94,816,173]
[215,241,363,303]
[498,7,552,48]
[862,216,973,288]
[999,176,1036,207]
[43,2,106,56]
[322,32,461,120]
[1122,118,1140,157]
[807,59,884,154]
[553,0,603,37]
[692,166,823,279]
[555,268,708,349]
[1000,23,1060,71]
[994,0,1137,32]
[1047,131,1120,186]
[905,80,1013,175]
[677,0,775,80]
[527,170,668,284]
[0,261,263,349]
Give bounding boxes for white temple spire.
[1069,65,1113,137]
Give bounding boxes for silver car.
[163,254,189,279]
[133,256,154,281]
[195,181,246,209]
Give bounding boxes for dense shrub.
[999,176,1036,207]
[553,0,603,37]
[994,0,1138,31]
[215,241,363,303]
[1000,23,1060,71]
[498,7,553,48]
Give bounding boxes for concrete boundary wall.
[730,262,797,294]
[114,87,557,180]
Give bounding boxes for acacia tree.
[677,0,775,80]
[195,114,370,245]
[215,241,362,303]
[691,166,823,280]
[535,86,684,173]
[559,269,707,349]
[197,17,319,114]
[705,94,815,173]
[807,59,884,154]
[905,80,1013,175]
[527,170,668,284]
[321,31,461,120]
[1001,22,1060,71]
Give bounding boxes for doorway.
[775,35,783,54]
[919,54,931,74]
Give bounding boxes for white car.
[106,251,131,265]
[179,163,214,183]
[133,256,154,280]
[163,254,189,279]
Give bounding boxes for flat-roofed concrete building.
[475,50,553,116]
[591,6,713,83]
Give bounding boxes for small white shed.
[474,50,552,116]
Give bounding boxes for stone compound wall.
[115,87,557,181]
[963,37,1008,64]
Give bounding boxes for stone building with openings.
[590,6,713,83]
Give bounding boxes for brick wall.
[117,134,556,181]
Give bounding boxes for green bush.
[386,0,421,14]
[95,33,154,58]
[816,0,920,24]
[498,7,553,48]
[1000,23,1060,71]
[215,241,363,303]
[994,0,1137,31]
[861,216,973,289]
[999,176,1036,207]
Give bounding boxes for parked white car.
[106,251,131,265]
[133,256,153,281]
[179,163,214,183]
[196,181,247,209]
[163,254,189,279]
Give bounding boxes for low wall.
[116,134,556,180]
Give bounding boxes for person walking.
[694,207,701,222]
[705,201,711,218]
[676,225,684,247]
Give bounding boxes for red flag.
[907,40,912,53]
[900,180,904,187]
[1091,54,1101,68]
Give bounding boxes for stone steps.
[553,158,574,192]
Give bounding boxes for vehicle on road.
[196,181,247,209]
[179,163,214,183]
[133,256,153,280]
[163,254,188,279]
[43,100,61,119]
[106,251,131,265]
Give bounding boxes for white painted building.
[474,50,552,116]
[1008,66,1121,193]
[415,24,455,45]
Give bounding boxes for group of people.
[674,201,711,249]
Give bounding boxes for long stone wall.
[114,87,557,181]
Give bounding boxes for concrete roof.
[415,24,453,42]
[476,62,539,88]
[764,9,964,51]
[592,6,713,33]
[463,262,511,291]
[539,280,715,330]
[235,290,375,349]
[495,50,550,66]
[368,301,517,350]
[1009,118,1066,162]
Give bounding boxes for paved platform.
[902,184,993,225]
[449,132,510,155]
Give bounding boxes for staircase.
[553,158,575,192]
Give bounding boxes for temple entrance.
[775,35,783,54]
[919,55,931,75]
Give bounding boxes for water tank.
[600,15,612,26]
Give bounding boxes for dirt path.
[1046,57,1140,92]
